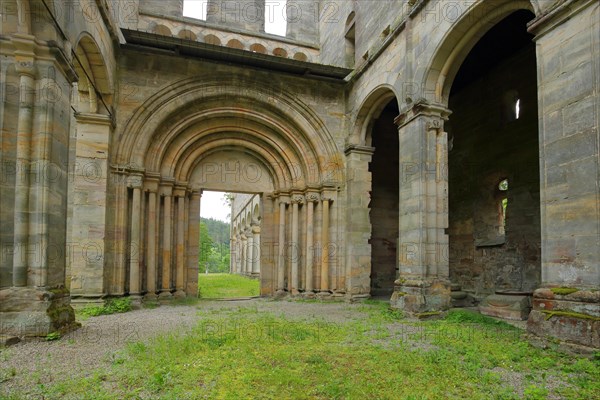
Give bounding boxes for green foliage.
[199,218,231,273]
[198,273,259,299]
[45,331,61,341]
[523,385,549,400]
[78,297,132,318]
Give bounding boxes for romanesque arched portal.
[107,77,344,300]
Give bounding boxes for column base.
[173,290,187,299]
[0,286,78,337]
[158,291,173,300]
[127,294,143,309]
[143,292,158,302]
[527,287,600,349]
[390,278,451,313]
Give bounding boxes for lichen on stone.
[550,287,579,296]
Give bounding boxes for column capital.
[305,191,320,203]
[394,100,452,130]
[251,225,261,234]
[291,194,305,205]
[127,174,144,189]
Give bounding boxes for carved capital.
[291,194,305,205]
[305,192,320,203]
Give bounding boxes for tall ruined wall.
[447,46,541,295]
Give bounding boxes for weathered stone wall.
[447,45,541,296]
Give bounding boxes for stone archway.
[344,87,400,298]
[392,0,540,314]
[107,78,344,300]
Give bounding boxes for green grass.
[77,297,133,320]
[198,273,260,299]
[9,305,598,400]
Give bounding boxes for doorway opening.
[198,190,260,298]
[446,10,541,299]
[368,100,400,297]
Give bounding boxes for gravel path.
[0,299,367,396]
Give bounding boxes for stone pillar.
[112,172,129,295]
[251,223,261,276]
[344,145,375,298]
[290,194,304,295]
[145,187,158,299]
[391,101,451,313]
[230,236,237,274]
[1,33,78,336]
[320,193,332,293]
[128,177,143,297]
[525,0,600,348]
[69,113,113,299]
[304,192,319,295]
[186,190,201,296]
[241,232,248,275]
[286,0,319,43]
[276,195,289,293]
[160,183,174,298]
[206,0,265,33]
[12,61,35,287]
[246,228,254,276]
[174,191,186,298]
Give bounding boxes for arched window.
[498,179,508,235]
[345,12,356,68]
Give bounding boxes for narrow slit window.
[515,99,521,120]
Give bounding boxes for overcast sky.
[183,0,288,36]
[200,191,231,222]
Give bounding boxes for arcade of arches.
[1,0,598,348]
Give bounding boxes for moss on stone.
[550,287,579,296]
[541,310,600,322]
[395,292,407,297]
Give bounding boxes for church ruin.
[1,0,598,348]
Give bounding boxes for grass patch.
[6,303,600,399]
[78,297,132,319]
[198,273,260,299]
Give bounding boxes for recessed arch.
[422,0,537,105]
[73,33,113,113]
[351,85,400,146]
[115,77,343,192]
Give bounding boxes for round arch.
[422,0,537,105]
[115,77,343,192]
[350,85,400,146]
[73,33,113,113]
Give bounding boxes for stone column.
[290,194,304,294]
[186,190,201,296]
[304,192,319,295]
[159,182,174,298]
[320,192,333,293]
[128,176,143,297]
[391,101,451,313]
[276,195,289,294]
[251,223,261,276]
[12,59,35,287]
[230,236,237,273]
[145,187,158,299]
[246,228,254,276]
[112,171,129,295]
[241,232,248,275]
[174,191,186,298]
[344,145,375,298]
